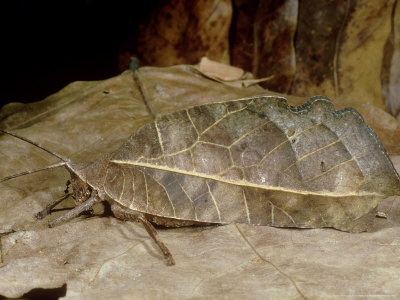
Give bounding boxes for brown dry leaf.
[194,57,274,88]
[291,0,394,109]
[118,0,232,70]
[196,56,244,81]
[384,0,400,122]
[1,66,400,299]
[231,0,298,93]
[136,64,265,115]
[119,1,399,114]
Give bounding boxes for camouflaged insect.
[2,95,400,265]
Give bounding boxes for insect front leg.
[111,204,175,266]
[36,180,72,219]
[36,173,100,227]
[3,167,97,228]
[48,194,102,227]
[36,193,71,220]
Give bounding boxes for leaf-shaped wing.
[108,96,400,232]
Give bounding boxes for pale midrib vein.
[110,160,382,198]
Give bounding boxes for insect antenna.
[0,129,68,182]
[0,161,67,183]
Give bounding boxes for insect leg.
[48,195,101,227]
[138,215,175,266]
[111,204,175,266]
[36,193,71,220]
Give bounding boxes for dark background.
[1,0,158,106]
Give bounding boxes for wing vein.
[206,181,222,222]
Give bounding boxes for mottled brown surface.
[119,1,400,116]
[231,0,298,93]
[119,0,232,69]
[384,0,400,121]
[290,0,348,97]
[1,66,400,299]
[110,96,399,232]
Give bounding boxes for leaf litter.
[0,65,400,299]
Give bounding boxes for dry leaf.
[231,0,298,93]
[118,0,232,69]
[196,56,244,81]
[1,66,400,299]
[119,1,399,116]
[384,0,400,122]
[291,0,395,109]
[194,57,274,88]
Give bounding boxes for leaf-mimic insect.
[1,96,400,265]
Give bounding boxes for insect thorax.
[69,171,92,204]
